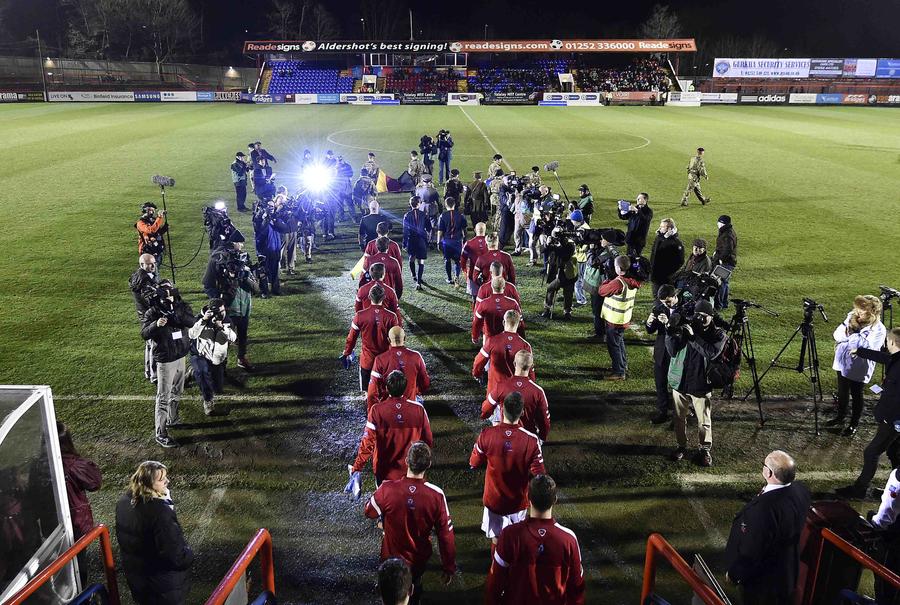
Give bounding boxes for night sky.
[198,0,900,59]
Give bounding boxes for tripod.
[156,182,176,284]
[749,299,828,434]
[731,299,779,425]
[880,287,898,381]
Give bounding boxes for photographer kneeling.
[666,300,727,467]
[541,227,578,320]
[188,299,236,417]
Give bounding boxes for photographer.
[599,255,644,380]
[646,285,679,424]
[252,199,291,296]
[584,229,624,341]
[136,202,167,266]
[251,156,275,202]
[188,299,236,416]
[140,282,195,448]
[666,300,727,466]
[131,253,160,383]
[618,192,653,256]
[511,189,531,256]
[541,227,578,320]
[827,295,886,436]
[675,238,712,290]
[570,210,591,307]
[649,218,685,298]
[466,171,491,226]
[250,141,276,178]
[419,133,436,175]
[712,215,738,310]
[230,152,249,212]
[528,185,562,267]
[436,130,454,184]
[573,184,594,224]
[274,188,299,276]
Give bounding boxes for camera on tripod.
[802,297,828,322]
[203,203,235,250]
[879,285,900,301]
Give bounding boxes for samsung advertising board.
[876,59,900,79]
[134,91,161,102]
[714,58,810,78]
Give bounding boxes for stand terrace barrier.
[640,533,726,605]
[808,528,900,600]
[5,524,120,605]
[206,528,276,605]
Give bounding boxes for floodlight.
[302,163,333,194]
[214,200,227,211]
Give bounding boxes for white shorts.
[481,507,527,539]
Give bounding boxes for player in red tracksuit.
[367,327,430,410]
[473,310,533,395]
[356,263,401,322]
[362,237,405,299]
[343,285,400,391]
[461,222,488,299]
[470,393,545,543]
[365,442,456,603]
[352,371,433,484]
[364,224,403,266]
[482,350,550,442]
[476,261,520,305]
[474,233,516,287]
[486,474,585,605]
[473,278,525,344]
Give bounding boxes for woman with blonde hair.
[828,295,886,436]
[115,461,193,604]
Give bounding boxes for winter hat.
[717,215,731,225]
[694,300,715,316]
[692,238,708,249]
[569,209,584,222]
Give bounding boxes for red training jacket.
[361,252,405,299]
[473,331,534,395]
[352,396,433,482]
[477,280,521,305]
[461,235,488,281]
[356,279,401,322]
[482,376,550,441]
[364,238,403,266]
[473,296,525,342]
[486,517,585,605]
[469,423,545,515]
[474,250,517,286]
[343,305,400,370]
[367,345,430,410]
[365,476,457,577]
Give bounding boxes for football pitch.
[2,102,899,603]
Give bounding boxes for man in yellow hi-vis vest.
[599,255,643,380]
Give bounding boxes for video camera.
[880,285,900,301]
[203,203,235,249]
[802,297,828,322]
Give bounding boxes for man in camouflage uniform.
[408,150,425,186]
[488,154,504,180]
[488,168,504,232]
[527,166,542,188]
[364,152,380,182]
[681,147,710,207]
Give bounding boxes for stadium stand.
[574,58,672,92]
[466,59,571,93]
[265,61,354,94]
[381,68,459,94]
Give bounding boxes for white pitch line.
[54,392,610,403]
[189,486,227,548]
[678,470,861,485]
[458,106,513,171]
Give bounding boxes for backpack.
[707,334,741,389]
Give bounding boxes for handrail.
[812,527,900,591]
[640,533,726,605]
[205,528,276,605]
[5,524,120,605]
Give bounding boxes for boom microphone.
[544,161,560,173]
[152,175,176,188]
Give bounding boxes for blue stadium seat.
[267,61,350,94]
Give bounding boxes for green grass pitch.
[1,103,899,603]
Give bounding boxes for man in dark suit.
[725,450,811,605]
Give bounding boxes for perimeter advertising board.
[714,58,810,78]
[542,92,602,106]
[400,92,446,105]
[700,92,738,104]
[49,91,134,102]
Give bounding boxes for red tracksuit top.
[469,423,545,515]
[343,305,400,370]
[364,476,457,577]
[361,252,404,299]
[473,331,534,395]
[486,517,585,605]
[476,280,521,305]
[474,250,517,286]
[355,279,402,322]
[482,376,550,441]
[367,346,431,410]
[364,238,403,266]
[352,397,433,482]
[473,296,525,342]
[461,235,488,281]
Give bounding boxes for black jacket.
[666,322,727,396]
[859,349,900,423]
[713,224,738,267]
[444,179,465,202]
[619,205,653,249]
[646,301,676,342]
[141,301,195,363]
[725,482,811,596]
[359,213,386,249]
[129,269,158,322]
[115,493,193,604]
[649,233,685,284]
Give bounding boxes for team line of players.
[339,215,585,603]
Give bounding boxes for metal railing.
[811,528,900,594]
[640,533,727,605]
[205,528,276,605]
[5,524,120,605]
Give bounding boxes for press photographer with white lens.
[827,295,886,436]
